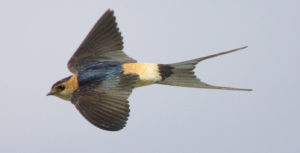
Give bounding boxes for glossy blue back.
[77,61,123,87]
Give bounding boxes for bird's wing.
[68,9,136,73]
[71,73,138,131]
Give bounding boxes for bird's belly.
[122,63,162,87]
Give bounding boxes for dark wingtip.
[104,9,114,15]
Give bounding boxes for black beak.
[47,92,54,96]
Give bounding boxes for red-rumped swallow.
[47,9,251,131]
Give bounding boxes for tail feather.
[157,46,252,91]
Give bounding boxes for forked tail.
[157,46,252,91]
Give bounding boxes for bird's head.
[47,75,78,101]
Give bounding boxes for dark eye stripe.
[58,85,65,90]
[51,76,72,89]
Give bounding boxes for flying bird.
[47,9,251,131]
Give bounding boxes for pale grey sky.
[0,0,299,153]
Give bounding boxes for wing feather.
[68,10,136,73]
[71,74,138,131]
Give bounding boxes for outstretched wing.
[71,74,138,131]
[68,9,136,73]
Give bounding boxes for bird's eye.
[57,85,65,90]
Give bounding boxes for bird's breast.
[122,63,162,87]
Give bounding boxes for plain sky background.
[0,0,299,153]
